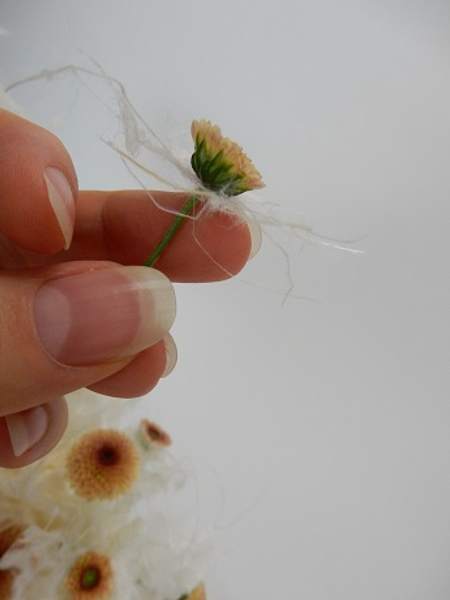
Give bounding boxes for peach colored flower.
[188,583,206,600]
[190,119,264,196]
[178,582,206,600]
[66,429,139,501]
[64,551,113,600]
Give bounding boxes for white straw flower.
[65,551,114,600]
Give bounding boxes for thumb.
[0,261,176,468]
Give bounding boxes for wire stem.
[144,195,200,267]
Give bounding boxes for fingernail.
[245,218,262,260]
[44,167,75,250]
[161,333,177,378]
[34,266,176,366]
[5,406,48,457]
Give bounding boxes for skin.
[0,109,252,468]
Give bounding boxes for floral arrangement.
[0,391,209,600]
[0,62,361,599]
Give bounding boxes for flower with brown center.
[66,429,140,501]
[65,551,113,600]
[0,523,24,600]
[191,119,264,196]
[139,419,172,449]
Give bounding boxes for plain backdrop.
[1,1,450,598]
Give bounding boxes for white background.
[2,1,450,598]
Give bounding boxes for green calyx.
[191,140,247,196]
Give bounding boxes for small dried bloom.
[66,429,139,501]
[65,551,113,600]
[0,523,24,600]
[139,419,172,449]
[191,119,264,196]
[180,583,206,600]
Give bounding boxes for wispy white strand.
[4,61,362,300]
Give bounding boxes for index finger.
[59,190,254,282]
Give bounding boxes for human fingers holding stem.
[0,109,258,468]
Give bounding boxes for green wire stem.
[144,195,201,267]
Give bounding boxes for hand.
[0,109,255,468]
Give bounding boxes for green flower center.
[80,566,101,590]
[191,140,246,196]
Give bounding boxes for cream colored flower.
[190,119,264,196]
[65,551,113,600]
[66,429,139,501]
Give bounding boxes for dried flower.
[66,429,139,501]
[188,583,207,600]
[0,523,24,600]
[191,119,264,196]
[139,419,172,449]
[178,583,206,600]
[65,551,113,600]
[145,119,264,267]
